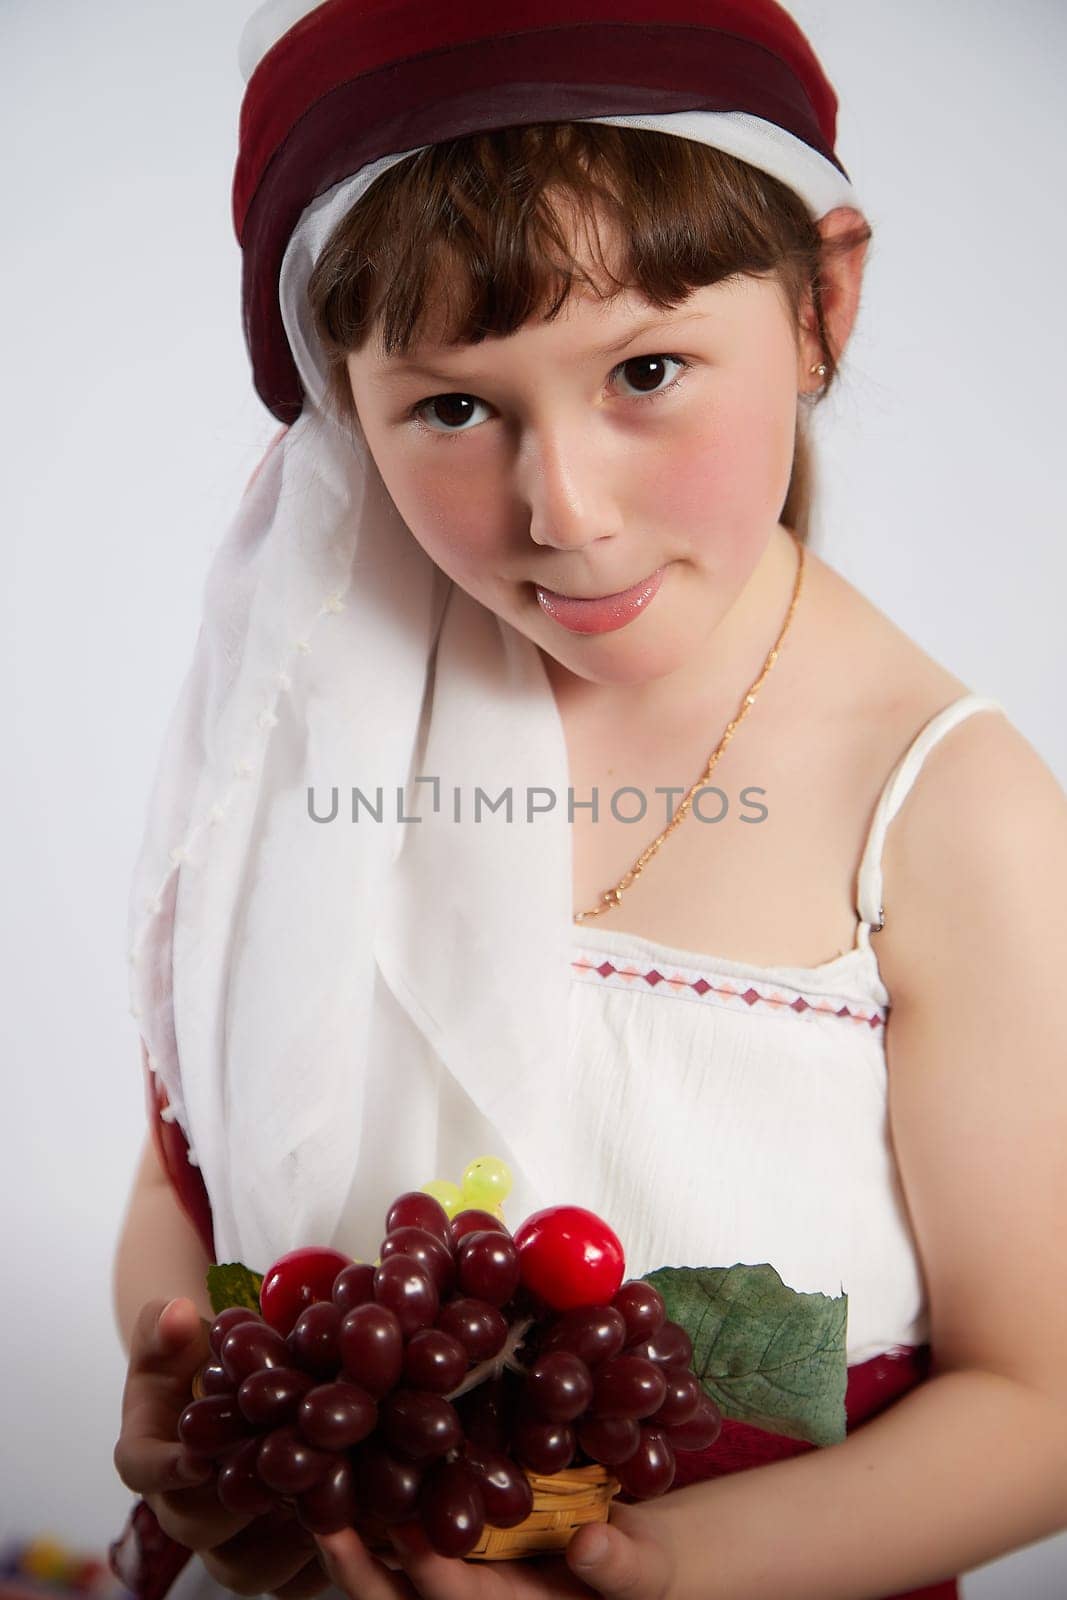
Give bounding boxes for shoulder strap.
[856,693,1008,935]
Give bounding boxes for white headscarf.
[126,76,861,1271]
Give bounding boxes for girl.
[111,2,1067,1598]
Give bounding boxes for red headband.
[235,0,847,423]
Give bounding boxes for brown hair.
[307,122,872,543]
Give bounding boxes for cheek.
[657,380,797,549]
[371,441,505,578]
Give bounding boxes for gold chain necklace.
[573,530,805,924]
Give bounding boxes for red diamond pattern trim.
[571,951,886,1030]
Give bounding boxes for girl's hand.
[314,1499,675,1600]
[113,1296,329,1599]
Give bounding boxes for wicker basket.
[356,1461,619,1561]
[465,1463,620,1560]
[191,1367,619,1558]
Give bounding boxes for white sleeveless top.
[331,692,1006,1369]
[165,693,1005,1600]
[562,692,1005,1366]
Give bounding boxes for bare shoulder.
[800,546,1066,999]
[875,684,1067,1006]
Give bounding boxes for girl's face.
[346,210,810,714]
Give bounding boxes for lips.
[538,578,647,602]
[533,566,667,635]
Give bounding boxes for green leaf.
[643,1263,848,1447]
[206,1261,264,1315]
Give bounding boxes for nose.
[517,418,623,551]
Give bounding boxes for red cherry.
[260,1246,355,1337]
[513,1206,625,1311]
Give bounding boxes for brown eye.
[423,395,478,429]
[614,354,687,400]
[621,357,670,392]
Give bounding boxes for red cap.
[235,0,846,422]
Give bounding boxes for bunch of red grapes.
[178,1191,722,1558]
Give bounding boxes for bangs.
[309,121,813,387]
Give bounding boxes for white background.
[3,1,1066,1594]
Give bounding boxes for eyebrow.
[367,310,710,386]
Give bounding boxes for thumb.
[139,1296,211,1379]
[161,1297,213,1376]
[566,1520,665,1598]
[116,1300,217,1495]
[158,1296,207,1347]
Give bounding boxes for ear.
[797,206,871,387]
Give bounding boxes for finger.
[200,1508,324,1598]
[315,1527,414,1600]
[115,1300,215,1497]
[125,1298,211,1449]
[129,1297,211,1384]
[151,1473,254,1551]
[113,1427,217,1498]
[269,1554,335,1600]
[565,1519,669,1600]
[386,1521,487,1600]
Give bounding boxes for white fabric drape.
[126,114,861,1272]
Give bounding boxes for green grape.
[422,1180,463,1219]
[460,1158,512,1211]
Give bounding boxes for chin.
[550,634,691,684]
